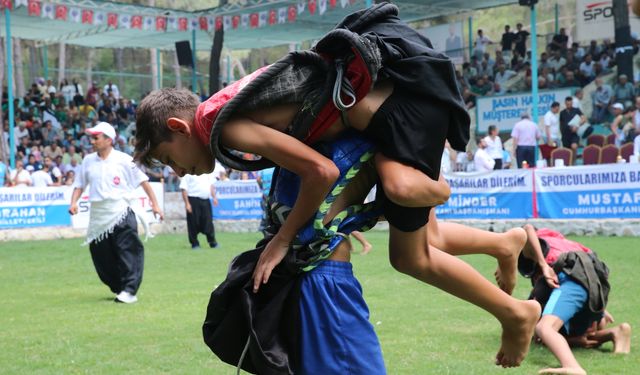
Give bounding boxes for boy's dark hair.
[551,101,560,108]
[488,125,497,133]
[134,88,200,167]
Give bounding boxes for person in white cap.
[609,103,628,147]
[68,122,163,304]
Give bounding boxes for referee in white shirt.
[69,122,163,304]
[180,173,218,249]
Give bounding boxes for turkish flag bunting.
[199,16,208,31]
[178,17,188,31]
[268,9,276,25]
[155,16,166,31]
[329,0,336,8]
[27,0,40,16]
[81,9,93,24]
[214,16,222,31]
[249,13,259,28]
[287,5,296,23]
[0,0,13,11]
[308,0,316,15]
[232,15,240,29]
[107,13,118,28]
[131,15,142,29]
[55,5,68,20]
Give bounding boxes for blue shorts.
[298,260,386,375]
[542,272,603,336]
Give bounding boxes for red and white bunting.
[81,9,93,24]
[199,16,208,31]
[41,2,53,19]
[318,0,326,16]
[277,7,286,24]
[27,0,40,17]
[15,0,354,33]
[69,7,81,23]
[155,16,166,31]
[0,0,13,11]
[131,15,143,29]
[143,16,154,30]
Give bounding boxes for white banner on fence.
[575,0,640,42]
[535,163,640,219]
[475,88,573,134]
[71,182,164,229]
[0,186,73,228]
[418,21,464,64]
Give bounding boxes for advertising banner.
[436,169,534,219]
[536,163,640,219]
[213,180,263,220]
[576,0,640,42]
[475,88,573,134]
[71,182,164,229]
[418,21,464,64]
[0,186,72,228]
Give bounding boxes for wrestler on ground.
[518,224,630,375]
[135,4,538,367]
[69,122,163,304]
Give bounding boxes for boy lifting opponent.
[134,3,539,367]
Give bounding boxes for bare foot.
[361,243,373,255]
[494,227,527,295]
[613,323,632,354]
[538,367,586,375]
[496,299,541,367]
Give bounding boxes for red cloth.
[536,228,592,265]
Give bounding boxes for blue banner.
[212,180,263,220]
[436,169,534,219]
[0,187,72,229]
[535,163,640,219]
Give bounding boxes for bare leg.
[387,225,540,367]
[427,210,526,295]
[536,315,586,375]
[351,231,373,254]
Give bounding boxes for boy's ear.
[167,117,193,136]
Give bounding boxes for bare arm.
[221,118,339,291]
[141,181,164,220]
[181,189,192,214]
[68,187,83,215]
[522,224,559,288]
[210,184,218,206]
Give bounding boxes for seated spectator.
[591,77,613,124]
[494,64,517,86]
[495,49,509,67]
[613,74,635,109]
[570,42,585,61]
[478,59,493,80]
[13,121,30,145]
[561,70,581,88]
[63,156,82,177]
[63,170,75,186]
[0,159,9,186]
[609,103,635,147]
[564,51,579,72]
[588,40,602,60]
[547,50,566,73]
[471,76,493,96]
[578,54,596,85]
[31,161,56,187]
[462,87,477,109]
[26,154,42,172]
[573,88,584,111]
[9,159,32,187]
[43,141,64,160]
[47,156,63,185]
[463,62,478,85]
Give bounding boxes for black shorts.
[562,133,579,148]
[365,89,450,232]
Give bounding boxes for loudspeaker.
[518,0,538,5]
[175,41,193,67]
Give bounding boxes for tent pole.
[5,9,15,168]
[531,4,539,164]
[192,30,197,94]
[468,17,473,62]
[43,45,48,81]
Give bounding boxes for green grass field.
[1,232,638,374]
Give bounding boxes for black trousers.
[516,146,535,168]
[89,209,144,295]
[187,196,216,246]
[493,158,503,170]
